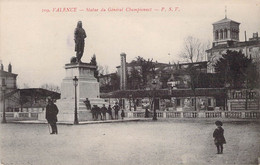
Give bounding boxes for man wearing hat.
[113,102,120,120]
[46,97,59,134]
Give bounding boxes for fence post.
[241,112,246,118]
[180,112,184,118]
[128,112,133,118]
[14,112,19,119]
[222,112,226,118]
[198,111,205,118]
[163,111,167,118]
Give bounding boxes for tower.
[212,15,240,47]
[120,52,127,90]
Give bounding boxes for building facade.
[0,62,18,113]
[206,17,260,73]
[206,16,260,111]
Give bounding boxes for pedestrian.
[84,98,91,110]
[107,105,113,120]
[121,109,125,120]
[96,105,102,120]
[46,98,59,135]
[91,105,96,120]
[101,104,107,120]
[145,108,150,118]
[213,120,226,154]
[113,102,120,120]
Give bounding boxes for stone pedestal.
[39,62,107,122]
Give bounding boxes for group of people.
[90,103,125,121]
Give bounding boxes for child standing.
[121,109,125,120]
[213,120,226,154]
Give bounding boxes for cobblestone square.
[0,120,259,165]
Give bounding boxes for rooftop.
[207,40,260,52]
[213,17,240,25]
[0,70,18,77]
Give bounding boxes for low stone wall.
[128,111,260,119]
[0,112,38,121]
[1,110,259,121]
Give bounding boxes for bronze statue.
[74,21,87,63]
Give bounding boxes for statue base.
[38,62,108,122]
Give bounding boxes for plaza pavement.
[0,119,259,165]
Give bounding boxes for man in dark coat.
[96,106,102,120]
[213,120,226,154]
[145,108,150,118]
[46,98,59,134]
[107,105,113,120]
[100,104,107,120]
[113,102,120,120]
[91,105,96,120]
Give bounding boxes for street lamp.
[73,76,79,124]
[152,79,157,121]
[1,82,7,123]
[129,94,132,111]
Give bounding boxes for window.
[215,31,219,40]
[192,98,195,106]
[208,98,212,106]
[224,29,227,39]
[2,78,5,86]
[176,99,181,106]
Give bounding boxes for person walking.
[121,109,125,120]
[46,98,59,135]
[101,104,107,120]
[213,120,226,154]
[91,105,97,120]
[107,105,113,120]
[113,102,120,120]
[145,108,150,118]
[96,105,102,120]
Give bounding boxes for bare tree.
[180,36,210,63]
[98,65,109,76]
[179,36,211,111]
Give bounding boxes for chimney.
[8,63,12,73]
[0,60,3,70]
[244,31,247,42]
[120,52,127,90]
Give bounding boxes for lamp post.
[152,79,157,121]
[1,82,7,123]
[73,76,79,125]
[129,94,132,111]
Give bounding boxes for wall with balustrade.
[128,111,260,119]
[0,112,38,121]
[1,110,259,121]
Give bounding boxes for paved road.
[1,120,259,165]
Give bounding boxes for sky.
[0,0,260,88]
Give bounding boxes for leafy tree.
[90,54,99,81]
[131,56,155,89]
[90,54,97,65]
[128,66,142,90]
[245,62,260,89]
[110,73,120,91]
[214,50,253,89]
